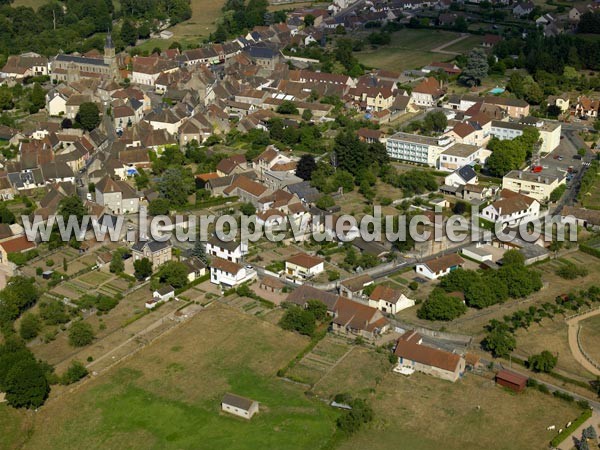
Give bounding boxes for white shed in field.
[221,393,259,419]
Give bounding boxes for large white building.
[490,120,561,154]
[502,170,565,202]
[386,132,454,167]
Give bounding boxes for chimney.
[545,178,548,184]
[518,172,522,179]
[538,176,541,182]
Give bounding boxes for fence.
[576,324,600,372]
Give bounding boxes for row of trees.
[483,286,600,358]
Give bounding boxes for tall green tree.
[76,102,100,131]
[459,48,489,86]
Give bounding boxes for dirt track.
[567,308,600,377]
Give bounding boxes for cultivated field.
[355,29,477,72]
[13,304,340,450]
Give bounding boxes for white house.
[481,189,540,227]
[145,285,175,309]
[221,393,259,419]
[368,285,415,314]
[444,166,478,187]
[46,91,68,116]
[206,236,248,263]
[415,253,465,280]
[210,257,256,288]
[410,77,444,107]
[439,143,487,172]
[285,253,325,280]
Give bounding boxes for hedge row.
[550,409,593,447]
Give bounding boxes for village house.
[481,189,540,227]
[331,297,389,341]
[216,155,248,177]
[210,257,256,288]
[561,206,600,230]
[145,285,175,309]
[183,257,207,282]
[415,253,465,280]
[205,236,248,263]
[368,285,415,314]
[223,175,270,207]
[285,284,340,314]
[131,239,172,269]
[339,274,374,299]
[410,77,445,107]
[393,331,465,382]
[444,165,478,187]
[285,253,325,280]
[0,235,36,273]
[547,94,570,113]
[512,1,534,16]
[95,175,140,214]
[1,53,48,79]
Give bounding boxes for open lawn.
[579,314,600,366]
[442,34,482,53]
[580,173,600,210]
[15,304,340,450]
[337,372,582,450]
[12,0,46,9]
[355,29,467,72]
[310,346,582,450]
[167,0,225,44]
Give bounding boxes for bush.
[556,263,589,280]
[417,289,467,321]
[279,305,316,336]
[68,321,95,347]
[527,350,557,373]
[408,281,419,291]
[336,397,374,434]
[60,360,88,385]
[327,270,340,281]
[19,313,41,340]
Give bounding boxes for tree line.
[417,250,543,321]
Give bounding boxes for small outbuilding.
[495,369,528,393]
[221,393,259,419]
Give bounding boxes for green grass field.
[355,29,476,72]
[8,305,340,450]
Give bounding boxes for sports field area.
[355,29,478,72]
